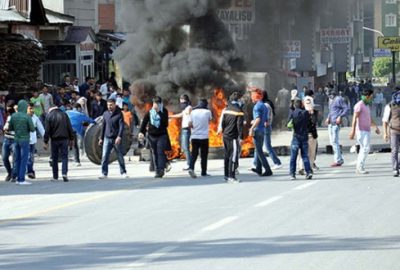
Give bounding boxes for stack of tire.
[84,116,132,165]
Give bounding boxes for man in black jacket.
[138,96,169,178]
[98,98,128,179]
[44,106,74,182]
[221,92,244,183]
[91,92,107,119]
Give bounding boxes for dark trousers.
[51,139,69,179]
[148,134,168,173]
[190,138,209,175]
[73,133,80,163]
[223,137,239,178]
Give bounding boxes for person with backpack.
[382,89,400,177]
[349,89,380,174]
[288,98,313,180]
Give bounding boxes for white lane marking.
[254,196,283,208]
[129,245,179,268]
[293,181,318,190]
[201,216,239,232]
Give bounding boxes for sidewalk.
[270,126,390,155]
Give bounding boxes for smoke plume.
[114,0,241,107]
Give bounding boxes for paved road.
[1,152,399,270]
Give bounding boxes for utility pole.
[392,50,396,84]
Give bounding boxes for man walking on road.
[249,88,273,177]
[349,89,380,174]
[325,89,349,167]
[221,92,244,183]
[382,89,400,177]
[188,99,212,178]
[99,99,128,179]
[27,103,45,179]
[9,100,35,185]
[44,105,74,182]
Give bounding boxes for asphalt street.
[0,152,399,270]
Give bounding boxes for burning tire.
[84,116,133,165]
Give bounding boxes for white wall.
[42,0,64,13]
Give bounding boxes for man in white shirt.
[27,103,45,179]
[188,99,212,178]
[169,94,192,170]
[39,84,54,114]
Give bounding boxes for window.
[386,0,396,4]
[386,13,397,27]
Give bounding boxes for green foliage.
[373,57,400,77]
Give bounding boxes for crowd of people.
[1,76,400,185]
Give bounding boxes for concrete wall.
[64,0,98,31]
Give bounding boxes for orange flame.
[166,88,254,159]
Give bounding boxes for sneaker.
[154,170,165,178]
[62,175,69,182]
[290,175,296,180]
[121,173,129,179]
[75,163,81,167]
[331,162,343,167]
[182,167,190,171]
[5,174,11,182]
[51,178,59,182]
[306,173,313,180]
[298,169,305,175]
[11,176,17,182]
[165,162,172,172]
[356,168,369,174]
[272,164,282,170]
[98,174,108,179]
[17,181,32,185]
[201,173,211,177]
[224,176,229,182]
[251,168,262,176]
[27,172,35,179]
[394,170,399,177]
[188,169,197,178]
[261,171,273,177]
[313,163,320,170]
[227,177,240,184]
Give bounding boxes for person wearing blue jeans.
[169,94,192,170]
[253,125,282,169]
[99,98,128,179]
[249,88,272,177]
[2,136,17,181]
[8,100,35,185]
[288,98,313,180]
[27,103,45,179]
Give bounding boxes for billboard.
[378,37,400,52]
[217,0,255,40]
[320,28,352,44]
[282,40,301,58]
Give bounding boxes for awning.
[45,8,74,25]
[0,8,29,23]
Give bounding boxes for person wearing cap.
[187,99,212,178]
[169,94,193,170]
[325,89,350,167]
[98,98,128,179]
[288,98,313,180]
[382,88,400,177]
[221,92,244,183]
[139,96,170,178]
[349,89,380,174]
[297,90,319,175]
[249,89,273,177]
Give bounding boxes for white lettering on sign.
[217,0,255,24]
[320,28,352,44]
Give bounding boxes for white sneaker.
[272,164,282,170]
[17,181,32,185]
[356,168,369,174]
[75,163,81,167]
[188,169,197,179]
[98,174,108,179]
[227,177,240,184]
[121,173,129,179]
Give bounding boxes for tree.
[373,57,400,78]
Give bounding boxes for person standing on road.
[349,89,380,174]
[187,98,212,178]
[99,99,128,179]
[39,84,54,117]
[382,89,400,177]
[221,92,244,183]
[249,88,273,177]
[139,96,170,178]
[9,100,35,185]
[66,103,96,167]
[44,105,74,182]
[288,98,313,180]
[314,87,327,127]
[169,94,192,171]
[27,103,45,179]
[374,88,384,118]
[2,101,17,182]
[325,89,350,167]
